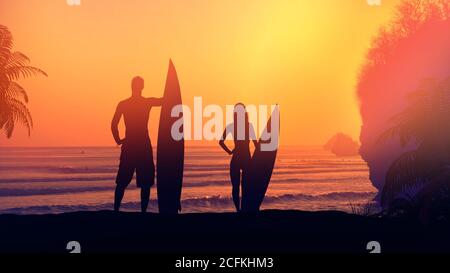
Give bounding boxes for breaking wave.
[0,191,376,215]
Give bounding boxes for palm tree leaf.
[3,82,29,102]
[381,150,428,207]
[0,101,15,138]
[0,25,13,49]
[376,77,448,147]
[0,24,44,138]
[0,25,13,67]
[2,117,14,138]
[9,97,33,129]
[0,97,33,137]
[5,65,47,81]
[0,102,8,128]
[0,74,9,92]
[377,124,403,145]
[0,48,11,66]
[4,51,31,68]
[376,113,418,146]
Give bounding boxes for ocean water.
[0,146,376,214]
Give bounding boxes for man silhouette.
[111,76,163,212]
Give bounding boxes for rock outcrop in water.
[324,133,360,157]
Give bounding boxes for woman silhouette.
[219,103,258,212]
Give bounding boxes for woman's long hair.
[233,103,250,141]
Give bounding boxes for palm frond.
[0,102,14,138]
[0,25,13,67]
[376,76,450,146]
[0,25,13,51]
[0,25,45,138]
[9,97,33,129]
[0,74,9,92]
[381,150,428,207]
[2,117,14,138]
[0,102,7,127]
[0,97,33,137]
[6,65,47,81]
[377,124,404,145]
[376,113,418,146]
[3,82,29,102]
[4,51,30,68]
[0,48,11,65]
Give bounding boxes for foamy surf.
[0,146,376,214]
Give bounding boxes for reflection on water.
[0,146,376,214]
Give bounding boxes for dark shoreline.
[0,210,448,253]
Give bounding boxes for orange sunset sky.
[0,0,400,146]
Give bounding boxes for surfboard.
[157,59,184,214]
[241,106,280,212]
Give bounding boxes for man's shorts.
[115,142,155,188]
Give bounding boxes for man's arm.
[111,103,123,145]
[146,97,163,107]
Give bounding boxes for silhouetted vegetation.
[378,77,450,223]
[0,25,47,138]
[357,0,450,223]
[349,201,378,217]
